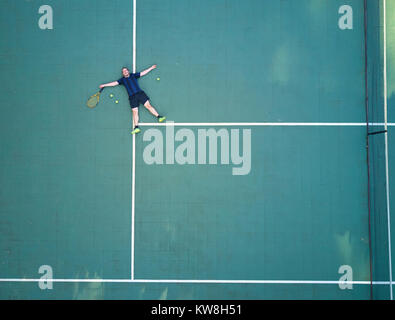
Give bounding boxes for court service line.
[130,0,137,281]
[0,278,391,285]
[138,122,395,127]
[383,0,393,301]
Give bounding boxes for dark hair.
[122,67,129,71]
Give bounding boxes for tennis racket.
[86,88,104,108]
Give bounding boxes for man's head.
[122,67,130,77]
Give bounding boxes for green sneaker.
[158,116,166,123]
[131,127,141,135]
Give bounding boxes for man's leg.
[144,100,159,117]
[131,107,141,134]
[132,107,139,127]
[144,100,166,122]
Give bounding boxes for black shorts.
[129,91,149,109]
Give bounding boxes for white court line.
[138,122,395,127]
[131,133,136,279]
[133,0,136,72]
[383,0,393,300]
[130,0,137,281]
[0,278,391,285]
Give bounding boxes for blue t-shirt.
[117,72,141,96]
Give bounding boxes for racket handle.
[99,88,104,93]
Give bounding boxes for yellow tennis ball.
[157,77,160,81]
[115,100,119,104]
[110,94,114,98]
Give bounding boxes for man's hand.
[151,65,157,70]
[99,84,105,89]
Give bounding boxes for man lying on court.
[99,65,166,135]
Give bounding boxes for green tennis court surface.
[0,0,394,299]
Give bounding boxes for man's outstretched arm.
[140,64,157,77]
[99,81,119,89]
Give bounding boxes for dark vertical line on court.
[364,0,374,300]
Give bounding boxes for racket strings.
[87,92,100,108]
